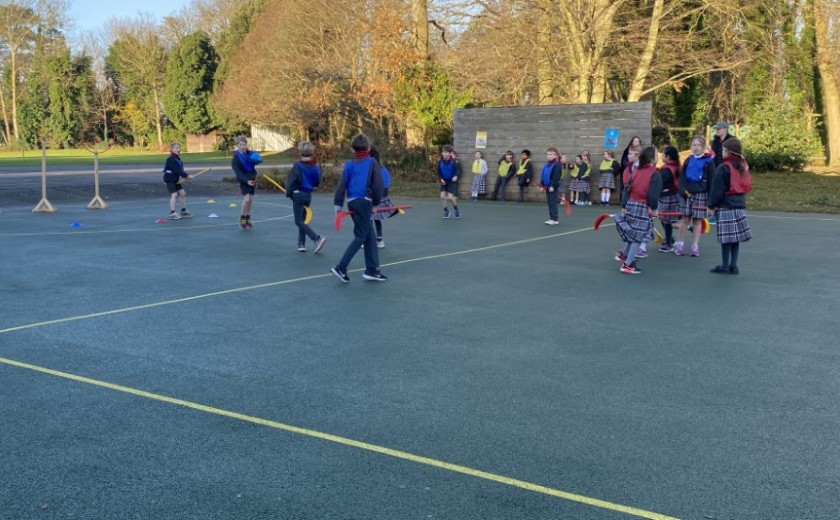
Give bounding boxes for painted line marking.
[0,228,590,335]
[0,215,293,237]
[0,355,680,520]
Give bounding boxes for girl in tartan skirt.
[470,151,488,201]
[598,150,620,206]
[614,146,662,274]
[656,146,682,252]
[675,136,715,257]
[708,138,753,275]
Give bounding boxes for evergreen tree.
[163,31,218,136]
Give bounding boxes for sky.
[67,0,192,33]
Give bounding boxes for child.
[285,141,326,253]
[231,135,263,229]
[515,149,533,202]
[370,146,393,248]
[539,147,562,225]
[614,146,662,274]
[331,133,387,283]
[579,150,592,205]
[437,145,461,218]
[558,153,570,204]
[492,151,515,201]
[470,151,488,201]
[598,150,619,206]
[569,155,582,205]
[707,138,752,274]
[674,136,715,257]
[162,142,192,220]
[656,146,682,252]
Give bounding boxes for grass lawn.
[0,148,297,168]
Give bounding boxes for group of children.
[613,136,752,275]
[164,133,752,282]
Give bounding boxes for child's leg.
[169,192,178,212]
[440,191,448,209]
[663,222,673,245]
[374,219,383,240]
[242,194,253,215]
[677,217,690,242]
[179,189,188,212]
[720,242,732,267]
[691,218,702,246]
[730,242,740,268]
[625,242,642,264]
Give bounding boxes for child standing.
[370,146,393,248]
[162,142,193,220]
[231,135,263,229]
[437,145,461,218]
[470,151,488,201]
[674,136,715,257]
[285,141,326,253]
[569,155,583,205]
[707,138,752,274]
[598,150,619,206]
[331,133,386,283]
[614,146,662,274]
[515,149,533,202]
[656,146,682,252]
[579,150,592,205]
[492,151,515,201]
[539,147,562,225]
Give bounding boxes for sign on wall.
[475,131,488,149]
[604,128,620,149]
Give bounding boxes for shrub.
[741,99,823,172]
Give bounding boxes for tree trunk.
[152,87,164,149]
[536,0,554,104]
[627,0,664,102]
[10,48,19,140]
[0,79,11,144]
[814,0,840,167]
[411,0,428,58]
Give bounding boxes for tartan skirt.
[579,178,591,194]
[471,174,487,195]
[679,192,709,219]
[599,171,616,189]
[570,178,584,192]
[373,196,394,220]
[715,209,752,244]
[657,192,680,223]
[615,200,653,243]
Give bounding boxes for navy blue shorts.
[165,181,183,194]
[440,181,459,195]
[240,182,255,196]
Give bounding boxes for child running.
[707,138,752,274]
[437,145,461,218]
[656,146,682,252]
[285,141,326,253]
[539,147,562,225]
[231,135,263,229]
[331,133,387,283]
[675,136,715,257]
[162,142,193,220]
[614,146,662,274]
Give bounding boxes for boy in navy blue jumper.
[231,135,262,229]
[162,142,193,219]
[285,141,326,253]
[331,134,387,283]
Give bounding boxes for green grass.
[749,171,840,213]
[0,148,298,168]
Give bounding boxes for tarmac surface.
[1,169,839,520]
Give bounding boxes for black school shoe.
[330,267,350,283]
[710,265,729,274]
[362,272,388,282]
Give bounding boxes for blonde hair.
[234,135,248,146]
[298,141,315,157]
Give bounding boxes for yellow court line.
[0,215,293,237]
[0,227,591,335]
[0,355,680,520]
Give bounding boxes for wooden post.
[32,139,56,213]
[85,143,111,209]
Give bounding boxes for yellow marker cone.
[229,203,238,208]
[207,199,216,203]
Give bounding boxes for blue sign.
[604,128,620,149]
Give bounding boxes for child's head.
[638,146,657,167]
[504,150,514,162]
[474,150,483,159]
[722,137,743,158]
[690,136,706,155]
[560,153,567,163]
[603,150,614,160]
[170,142,181,154]
[628,146,640,162]
[369,145,380,163]
[575,154,582,164]
[546,147,559,160]
[627,136,642,148]
[441,145,454,160]
[662,145,679,163]
[234,135,248,152]
[581,150,590,162]
[351,133,370,152]
[298,141,315,158]
[521,149,531,159]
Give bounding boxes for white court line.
[0,227,590,335]
[0,214,293,237]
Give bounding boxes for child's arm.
[647,173,663,212]
[333,166,348,209]
[232,155,248,183]
[480,160,488,176]
[285,163,300,199]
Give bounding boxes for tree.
[0,1,38,142]
[163,31,218,135]
[105,16,168,148]
[812,0,840,166]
